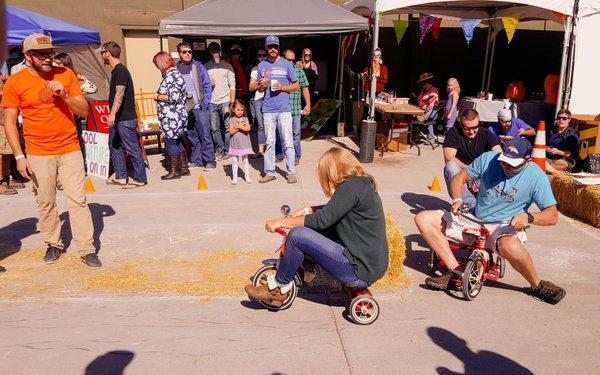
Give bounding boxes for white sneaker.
[246,179,253,184]
[231,179,237,185]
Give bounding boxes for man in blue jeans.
[102,41,147,188]
[204,42,236,159]
[176,42,215,170]
[250,35,299,184]
[279,49,311,165]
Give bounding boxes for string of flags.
[391,12,553,45]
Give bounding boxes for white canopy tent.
[344,0,600,117]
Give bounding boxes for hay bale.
[550,175,600,227]
[373,210,410,289]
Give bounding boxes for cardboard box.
[377,132,408,152]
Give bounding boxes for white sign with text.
[82,131,110,179]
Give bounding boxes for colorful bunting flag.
[502,14,520,43]
[393,20,409,44]
[460,19,481,45]
[552,11,567,22]
[431,18,442,40]
[419,14,437,44]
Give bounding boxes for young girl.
[227,100,253,184]
[444,78,460,130]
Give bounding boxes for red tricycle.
[250,205,380,325]
[429,212,512,300]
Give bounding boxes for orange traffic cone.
[197,174,208,190]
[84,176,96,194]
[532,120,546,172]
[429,176,442,192]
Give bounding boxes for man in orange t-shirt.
[1,33,101,269]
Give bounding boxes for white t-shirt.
[250,66,264,101]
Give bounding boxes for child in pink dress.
[227,100,253,184]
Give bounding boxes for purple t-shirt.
[489,117,532,139]
[257,57,298,113]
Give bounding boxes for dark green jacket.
[304,176,389,284]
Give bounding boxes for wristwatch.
[527,212,534,224]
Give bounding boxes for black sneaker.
[43,245,65,264]
[530,280,566,305]
[203,163,216,171]
[425,269,462,290]
[81,253,102,269]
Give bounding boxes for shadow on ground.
[428,327,534,374]
[401,192,450,214]
[60,203,116,253]
[84,350,134,375]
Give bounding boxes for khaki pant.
[28,151,94,256]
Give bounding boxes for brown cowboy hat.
[418,72,434,84]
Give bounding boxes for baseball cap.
[498,108,512,122]
[23,33,54,52]
[230,44,242,53]
[265,35,280,46]
[497,137,532,167]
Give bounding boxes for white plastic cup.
[270,79,278,92]
[487,93,494,101]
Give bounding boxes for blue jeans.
[275,115,301,161]
[187,108,215,166]
[444,160,476,209]
[210,102,230,155]
[109,119,147,183]
[164,137,184,156]
[250,98,265,146]
[275,227,369,289]
[264,112,295,176]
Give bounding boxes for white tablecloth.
[458,98,505,122]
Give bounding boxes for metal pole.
[336,35,345,124]
[160,36,165,52]
[485,34,497,92]
[556,16,572,112]
[563,5,579,110]
[368,11,380,120]
[481,20,493,93]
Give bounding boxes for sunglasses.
[285,58,295,62]
[267,45,279,50]
[30,50,55,60]
[179,50,192,55]
[462,124,480,131]
[557,116,570,121]
[304,53,311,57]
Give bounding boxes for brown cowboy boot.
[244,283,288,307]
[179,151,190,176]
[161,155,181,180]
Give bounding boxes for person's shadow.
[401,192,450,214]
[0,217,39,260]
[84,350,134,375]
[428,327,534,374]
[59,203,116,254]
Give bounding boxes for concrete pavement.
[1,138,599,374]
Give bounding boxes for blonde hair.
[317,147,376,197]
[447,78,461,95]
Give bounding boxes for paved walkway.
[1,138,599,374]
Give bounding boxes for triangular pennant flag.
[431,18,442,40]
[502,14,520,43]
[552,11,567,22]
[460,19,481,45]
[393,20,409,44]
[419,14,437,44]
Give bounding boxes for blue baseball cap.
[498,137,532,167]
[265,35,280,46]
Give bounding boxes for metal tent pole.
[481,20,493,93]
[556,16,572,112]
[368,11,380,120]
